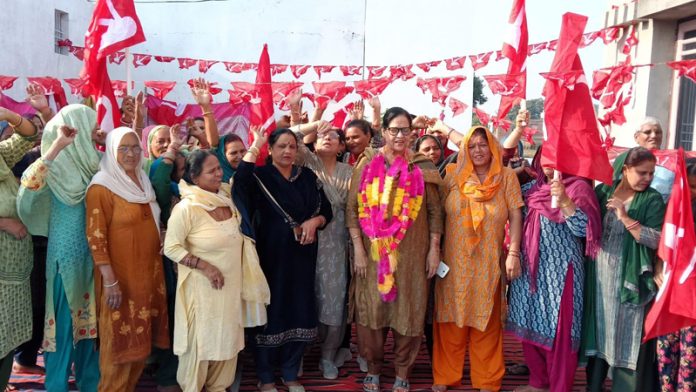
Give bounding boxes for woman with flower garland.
[346,107,444,392]
[432,126,524,392]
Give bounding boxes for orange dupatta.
[444,126,504,251]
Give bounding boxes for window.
[671,20,696,150]
[54,10,69,55]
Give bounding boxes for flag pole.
[551,170,561,208]
[125,48,132,95]
[520,99,527,127]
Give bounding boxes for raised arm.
[502,109,529,149]
[190,78,215,149]
[26,83,54,125]
[367,96,382,130]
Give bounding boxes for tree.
[473,75,487,108]
[506,97,544,121]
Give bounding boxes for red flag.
[444,57,467,71]
[540,12,613,185]
[523,127,539,144]
[416,76,467,106]
[644,149,696,341]
[339,65,362,76]
[389,65,416,81]
[528,42,547,55]
[416,61,441,72]
[0,76,18,91]
[198,60,219,73]
[367,66,388,79]
[495,50,505,62]
[250,44,276,165]
[271,81,303,108]
[547,39,558,51]
[580,31,601,48]
[223,61,246,74]
[312,81,354,109]
[330,102,355,129]
[601,26,621,44]
[484,73,525,98]
[667,59,696,83]
[27,77,68,110]
[111,80,128,98]
[64,78,89,97]
[69,46,85,61]
[82,0,145,132]
[154,56,175,63]
[540,69,586,90]
[132,53,152,68]
[186,79,222,95]
[290,64,311,78]
[468,52,493,70]
[270,64,288,76]
[109,51,126,64]
[448,97,468,117]
[353,78,393,100]
[313,65,335,79]
[178,58,198,70]
[473,107,491,126]
[144,81,176,100]
[622,24,639,55]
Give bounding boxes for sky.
[118,0,608,125]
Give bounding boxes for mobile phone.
[436,261,450,278]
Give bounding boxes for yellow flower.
[119,324,132,335]
[138,307,151,321]
[111,311,121,321]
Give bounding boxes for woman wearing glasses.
[346,107,444,392]
[85,128,170,391]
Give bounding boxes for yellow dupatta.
[445,126,503,251]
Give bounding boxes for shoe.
[334,347,352,368]
[319,359,339,380]
[356,355,368,373]
[362,374,380,392]
[12,362,45,375]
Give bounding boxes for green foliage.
[506,97,544,121]
[473,76,487,108]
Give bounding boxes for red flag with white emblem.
[81,0,145,132]
[644,149,696,341]
[249,44,276,165]
[498,0,528,119]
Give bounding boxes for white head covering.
[88,127,161,231]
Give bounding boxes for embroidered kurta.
[346,151,444,337]
[0,133,36,358]
[507,182,588,350]
[164,197,245,360]
[21,158,99,351]
[435,167,524,331]
[86,185,169,364]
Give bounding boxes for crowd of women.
[0,78,694,392]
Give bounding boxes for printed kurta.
[0,133,36,357]
[435,167,524,331]
[21,159,98,351]
[346,151,444,337]
[164,198,245,360]
[507,183,588,350]
[86,185,169,364]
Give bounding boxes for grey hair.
[635,117,663,134]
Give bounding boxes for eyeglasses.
[117,145,143,155]
[318,131,340,140]
[386,127,413,136]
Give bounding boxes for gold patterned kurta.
[434,167,524,331]
[346,150,443,337]
[86,185,170,364]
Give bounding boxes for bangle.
[625,220,640,231]
[351,234,360,240]
[447,127,455,139]
[201,111,213,117]
[248,146,260,156]
[8,115,23,128]
[103,280,119,288]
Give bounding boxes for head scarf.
[41,104,102,205]
[522,146,602,291]
[215,134,240,183]
[595,150,666,305]
[178,179,236,212]
[414,134,444,166]
[89,127,161,231]
[141,125,167,174]
[444,126,503,251]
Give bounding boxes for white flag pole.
[125,48,132,95]
[520,99,527,127]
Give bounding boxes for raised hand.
[350,100,364,120]
[515,109,529,129]
[134,91,145,119]
[249,125,268,148]
[316,120,332,134]
[26,84,50,112]
[55,125,78,149]
[287,88,303,108]
[168,123,183,151]
[190,78,212,107]
[120,95,135,125]
[367,95,381,109]
[412,115,431,129]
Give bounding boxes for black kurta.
[234,161,332,347]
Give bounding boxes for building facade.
[602,0,696,149]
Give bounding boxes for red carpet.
[10,332,595,391]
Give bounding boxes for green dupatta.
[595,152,666,305]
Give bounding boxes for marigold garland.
[358,154,424,302]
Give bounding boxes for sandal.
[257,382,278,392]
[362,374,380,392]
[280,378,305,392]
[431,385,447,392]
[506,363,530,375]
[392,378,410,392]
